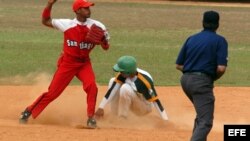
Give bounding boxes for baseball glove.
[85,24,105,45]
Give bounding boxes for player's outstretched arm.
[42,0,57,27]
[153,99,169,121]
[95,108,104,119]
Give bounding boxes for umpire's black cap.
[203,11,220,24]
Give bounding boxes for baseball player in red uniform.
[19,0,110,128]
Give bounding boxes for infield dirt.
[1,1,250,140]
[0,85,249,141]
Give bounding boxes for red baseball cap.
[72,0,94,11]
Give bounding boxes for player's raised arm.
[42,0,57,27]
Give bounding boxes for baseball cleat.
[19,109,31,124]
[86,118,97,129]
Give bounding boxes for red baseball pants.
[27,55,98,118]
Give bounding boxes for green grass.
[1,0,250,86]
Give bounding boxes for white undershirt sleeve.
[153,101,169,120]
[99,83,121,109]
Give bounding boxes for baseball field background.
[1,0,250,86]
[0,0,250,141]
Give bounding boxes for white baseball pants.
[108,78,152,118]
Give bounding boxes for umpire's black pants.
[181,73,214,141]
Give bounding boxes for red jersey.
[52,18,108,59]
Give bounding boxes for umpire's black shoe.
[19,109,31,124]
[87,117,97,129]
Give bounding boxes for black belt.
[184,72,210,77]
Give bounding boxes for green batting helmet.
[113,56,137,74]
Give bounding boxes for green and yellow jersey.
[98,68,168,120]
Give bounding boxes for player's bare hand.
[48,0,57,4]
[95,108,104,119]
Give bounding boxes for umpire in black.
[176,11,228,141]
